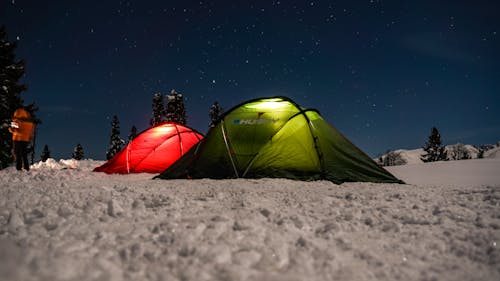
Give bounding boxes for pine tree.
[209,101,223,128]
[421,127,448,162]
[128,125,137,141]
[0,26,28,169]
[477,149,484,159]
[106,115,125,160]
[40,144,51,162]
[165,89,186,125]
[150,92,165,126]
[72,143,84,160]
[377,156,383,166]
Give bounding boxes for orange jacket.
[9,108,35,142]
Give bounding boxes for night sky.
[2,0,499,160]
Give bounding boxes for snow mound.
[445,143,480,159]
[395,148,425,164]
[375,148,425,165]
[31,158,104,171]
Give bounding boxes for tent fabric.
[94,123,203,174]
[157,96,402,184]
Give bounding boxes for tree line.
[102,91,224,161]
[378,127,490,167]
[39,91,224,162]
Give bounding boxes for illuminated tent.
[94,123,203,174]
[157,97,401,184]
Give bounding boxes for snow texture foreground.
[1,159,500,281]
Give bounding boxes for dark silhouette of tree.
[128,125,137,141]
[40,144,51,162]
[421,127,448,162]
[478,149,484,159]
[209,101,224,128]
[150,92,165,127]
[0,26,39,169]
[165,89,186,125]
[106,115,124,160]
[72,143,84,160]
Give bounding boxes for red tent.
[94,123,203,174]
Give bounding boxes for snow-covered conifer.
[0,26,29,169]
[72,143,84,160]
[421,127,448,162]
[41,144,51,162]
[150,93,165,127]
[209,101,223,128]
[128,125,137,141]
[380,150,407,166]
[165,89,186,125]
[478,149,484,159]
[449,143,471,160]
[106,115,125,160]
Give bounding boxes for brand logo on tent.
[233,118,279,125]
[233,113,279,125]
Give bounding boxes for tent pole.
[306,119,326,179]
[126,142,130,174]
[221,120,239,178]
[174,124,183,155]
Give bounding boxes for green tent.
[157,96,402,184]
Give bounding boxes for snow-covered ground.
[387,158,500,187]
[1,158,500,281]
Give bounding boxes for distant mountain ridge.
[376,141,500,166]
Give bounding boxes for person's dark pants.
[13,141,30,171]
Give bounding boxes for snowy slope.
[389,148,425,164]
[485,146,500,159]
[1,159,500,281]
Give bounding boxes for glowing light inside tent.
[151,125,176,137]
[93,122,203,174]
[244,98,290,110]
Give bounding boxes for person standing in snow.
[9,107,35,171]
